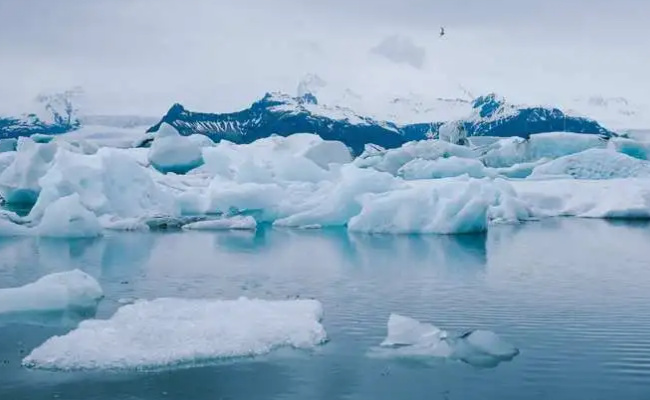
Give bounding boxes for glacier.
[22,297,327,371]
[370,314,519,368]
[0,270,103,316]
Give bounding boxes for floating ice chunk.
[28,148,177,222]
[374,314,518,368]
[530,149,650,180]
[452,330,520,366]
[23,297,327,370]
[201,134,346,184]
[348,178,530,234]
[148,123,209,174]
[481,132,607,168]
[0,270,103,315]
[0,137,57,204]
[183,215,257,231]
[354,140,476,175]
[381,314,447,347]
[438,120,468,145]
[36,193,103,238]
[492,159,549,179]
[300,139,353,169]
[273,165,401,228]
[398,157,492,180]
[512,178,650,219]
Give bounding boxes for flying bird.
[440,27,445,37]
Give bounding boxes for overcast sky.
[1,0,648,115]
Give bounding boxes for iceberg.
[480,132,607,168]
[28,147,178,222]
[512,179,650,219]
[182,215,257,231]
[0,270,103,315]
[529,149,650,180]
[348,178,530,234]
[0,137,57,205]
[36,193,103,238]
[373,314,519,368]
[272,165,401,228]
[23,297,327,371]
[201,133,351,183]
[148,123,211,174]
[397,157,491,180]
[354,140,477,175]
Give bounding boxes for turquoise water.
[1,219,650,399]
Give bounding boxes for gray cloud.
[0,0,648,115]
[371,35,426,69]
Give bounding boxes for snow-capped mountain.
[147,92,413,154]
[148,91,615,154]
[0,89,82,138]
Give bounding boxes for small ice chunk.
[381,314,447,347]
[374,314,519,368]
[0,270,103,315]
[36,193,103,238]
[148,123,208,174]
[182,215,257,231]
[23,297,327,370]
[450,330,520,368]
[398,157,491,180]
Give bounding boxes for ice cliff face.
[147,92,615,155]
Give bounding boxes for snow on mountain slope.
[148,91,614,155]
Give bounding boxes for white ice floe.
[23,297,327,370]
[373,314,519,368]
[0,270,103,315]
[182,215,257,231]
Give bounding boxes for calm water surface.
[1,219,650,400]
